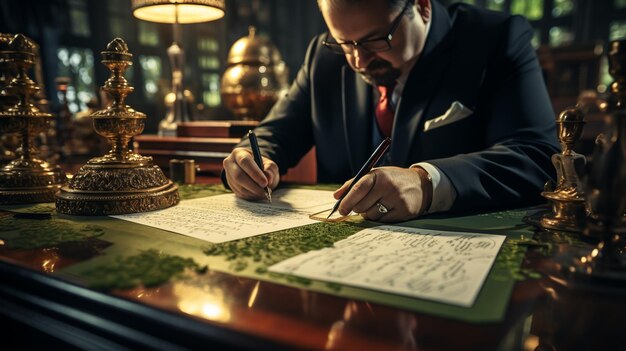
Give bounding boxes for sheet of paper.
[112,189,336,243]
[269,225,505,307]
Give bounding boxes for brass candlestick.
[56,38,179,215]
[0,34,67,204]
[0,33,18,164]
[540,107,587,232]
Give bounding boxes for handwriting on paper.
[269,226,505,307]
[112,189,336,243]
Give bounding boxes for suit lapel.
[342,65,372,173]
[391,0,458,165]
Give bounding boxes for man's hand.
[223,147,280,200]
[333,166,427,222]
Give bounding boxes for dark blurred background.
[0,0,623,134]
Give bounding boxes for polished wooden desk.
[0,185,622,351]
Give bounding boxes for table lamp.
[131,0,225,136]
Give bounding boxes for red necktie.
[375,84,395,138]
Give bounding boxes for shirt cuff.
[410,162,456,213]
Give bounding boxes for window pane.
[202,73,221,107]
[610,20,626,41]
[56,47,96,114]
[198,56,220,70]
[252,0,271,24]
[198,37,219,53]
[510,0,544,21]
[109,17,131,38]
[139,55,163,101]
[203,91,221,107]
[69,0,90,37]
[201,73,220,90]
[486,0,505,11]
[549,26,574,46]
[598,56,612,94]
[202,73,212,87]
[138,21,159,46]
[552,0,573,17]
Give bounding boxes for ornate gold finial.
[0,34,67,204]
[89,38,146,163]
[101,38,134,110]
[56,38,179,216]
[1,34,41,117]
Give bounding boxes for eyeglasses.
[322,0,412,55]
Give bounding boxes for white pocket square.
[423,101,473,132]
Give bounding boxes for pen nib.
[266,187,272,203]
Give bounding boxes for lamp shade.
[131,0,225,24]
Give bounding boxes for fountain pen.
[248,130,272,203]
[326,137,391,219]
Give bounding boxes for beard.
[356,58,401,87]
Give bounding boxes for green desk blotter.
[0,184,536,323]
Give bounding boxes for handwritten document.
[269,226,505,307]
[112,189,336,243]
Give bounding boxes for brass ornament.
[56,38,179,215]
[540,107,587,232]
[0,34,67,204]
[550,39,626,289]
[221,26,289,121]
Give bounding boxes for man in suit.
[222,0,559,222]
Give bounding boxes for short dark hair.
[318,0,413,17]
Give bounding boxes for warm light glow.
[42,259,56,273]
[132,1,225,24]
[175,283,231,322]
[228,65,243,79]
[324,321,345,350]
[201,303,223,319]
[544,287,557,299]
[523,335,540,351]
[247,281,260,308]
[231,40,248,55]
[343,301,358,320]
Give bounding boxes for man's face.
[320,0,427,86]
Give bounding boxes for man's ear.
[416,0,431,24]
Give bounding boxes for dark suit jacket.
[233,1,559,213]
